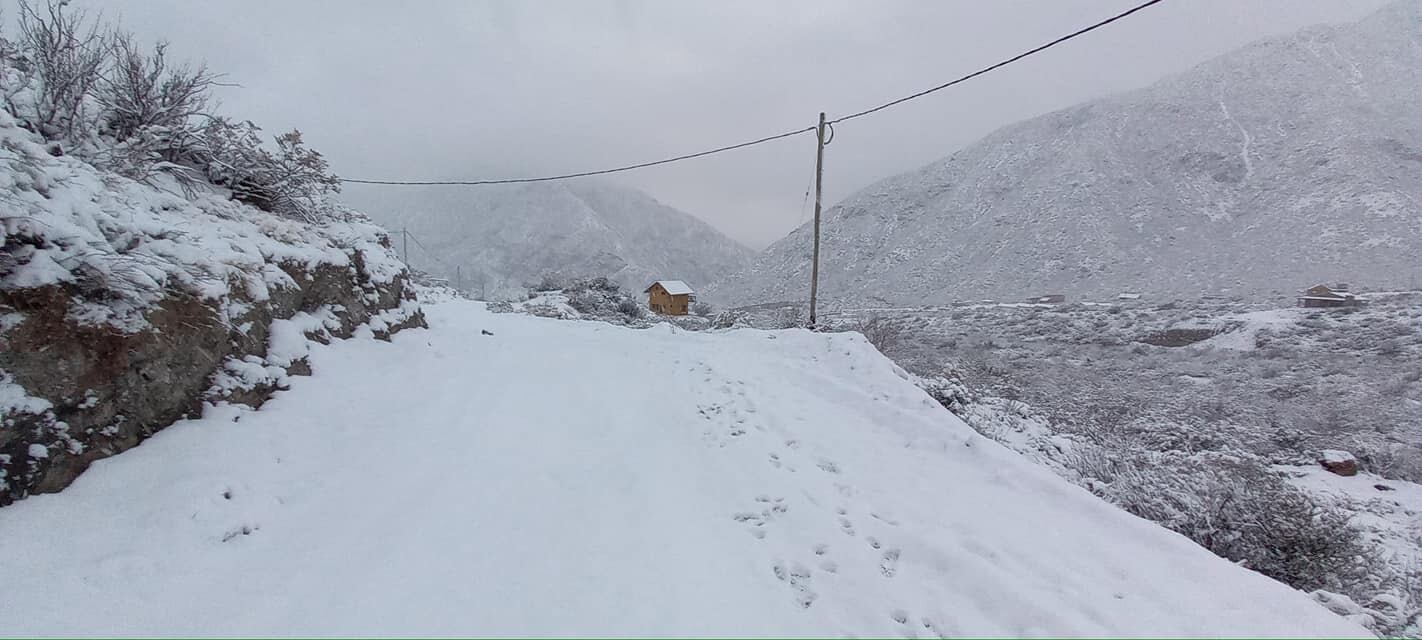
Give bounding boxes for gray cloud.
[75,0,1388,247]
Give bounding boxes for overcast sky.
[75,0,1389,248]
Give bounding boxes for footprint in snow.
[773,562,817,609]
[880,548,901,577]
[220,523,259,542]
[816,459,841,474]
[871,511,900,527]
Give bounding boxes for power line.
[829,0,1165,125]
[341,126,815,186]
[404,229,454,269]
[340,0,1165,186]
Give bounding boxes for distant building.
[1117,293,1142,301]
[1025,294,1066,304]
[645,280,695,315]
[1297,284,1360,308]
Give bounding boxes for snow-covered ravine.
[0,300,1366,637]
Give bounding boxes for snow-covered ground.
[0,300,1367,636]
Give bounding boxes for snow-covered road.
[0,300,1366,636]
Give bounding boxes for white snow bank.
[0,300,1367,637]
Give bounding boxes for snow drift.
[0,299,1367,637]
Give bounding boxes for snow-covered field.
[0,300,1366,636]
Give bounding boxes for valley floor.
[0,300,1366,636]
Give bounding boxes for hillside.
[344,181,753,298]
[0,297,1367,636]
[708,0,1422,308]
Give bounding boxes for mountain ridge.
[708,0,1422,307]
[344,180,753,298]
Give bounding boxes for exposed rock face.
[0,256,425,506]
[1318,450,1360,477]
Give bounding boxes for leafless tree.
[16,0,109,142]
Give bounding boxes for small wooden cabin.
[645,280,694,315]
[1297,284,1360,308]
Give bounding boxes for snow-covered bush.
[849,297,1422,633]
[186,120,342,223]
[11,1,107,143]
[856,315,905,356]
[1,1,344,224]
[531,274,563,292]
[1093,454,1373,594]
[775,306,803,329]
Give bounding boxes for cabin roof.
[645,280,694,296]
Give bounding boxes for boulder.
[1318,449,1359,476]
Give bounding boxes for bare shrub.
[711,310,744,329]
[616,299,643,318]
[530,274,562,292]
[14,0,109,142]
[1100,456,1374,594]
[15,0,108,142]
[775,305,802,329]
[104,35,214,135]
[565,290,598,314]
[691,301,713,317]
[855,315,905,355]
[1358,444,1422,483]
[95,33,221,179]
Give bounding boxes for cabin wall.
[646,287,690,315]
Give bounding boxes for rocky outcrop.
[1318,450,1360,477]
[0,251,425,506]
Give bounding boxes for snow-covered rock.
[1319,449,1361,476]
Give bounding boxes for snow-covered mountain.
[344,181,752,298]
[0,297,1368,636]
[708,0,1422,307]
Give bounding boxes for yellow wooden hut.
[644,280,694,315]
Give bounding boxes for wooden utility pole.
[455,265,462,291]
[401,227,409,266]
[808,111,827,327]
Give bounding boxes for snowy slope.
[0,300,1366,636]
[343,180,752,298]
[709,0,1422,307]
